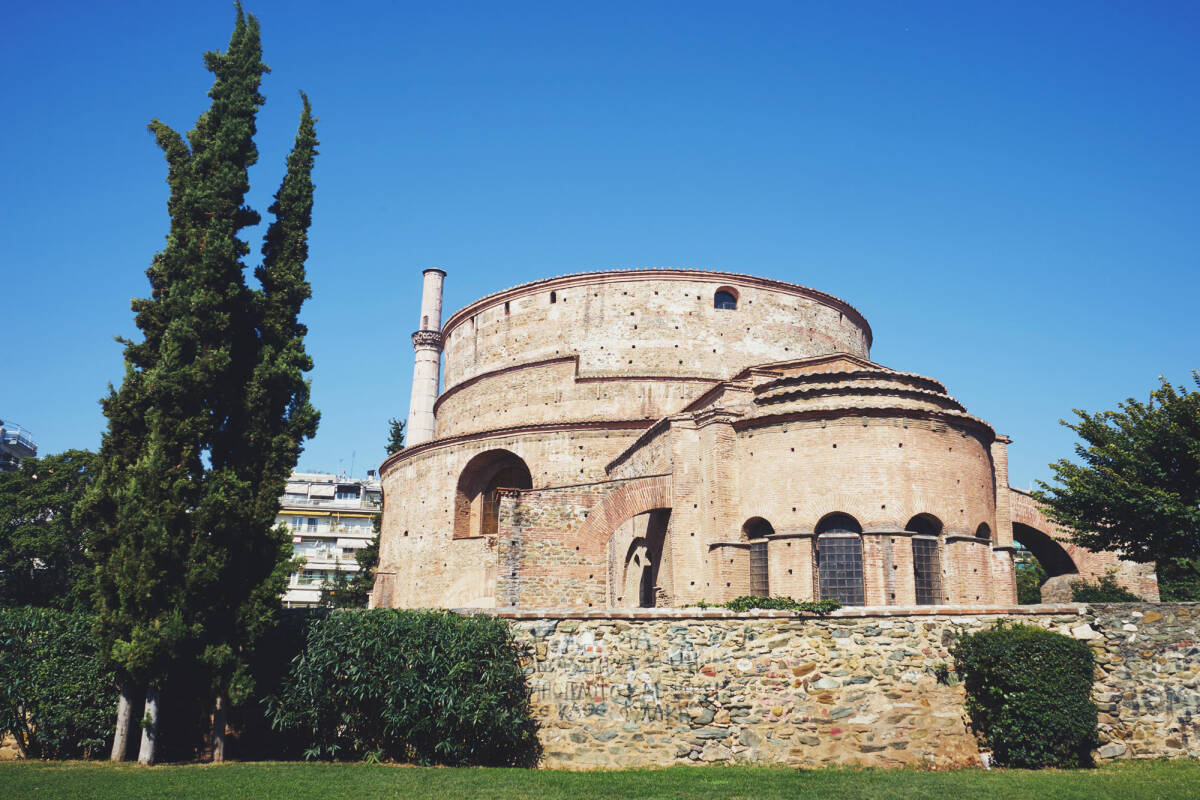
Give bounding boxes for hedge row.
[0,607,539,765]
[268,610,541,766]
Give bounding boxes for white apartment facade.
[278,471,382,607]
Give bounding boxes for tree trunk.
[110,684,137,762]
[137,687,160,765]
[211,694,227,762]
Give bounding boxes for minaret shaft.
[406,268,446,447]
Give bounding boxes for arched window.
[814,513,864,605]
[742,517,774,597]
[549,291,557,304]
[905,514,943,606]
[714,289,738,310]
[453,450,532,538]
[975,522,992,540]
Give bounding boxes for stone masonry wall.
[485,604,1200,769]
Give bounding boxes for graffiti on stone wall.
[524,625,829,725]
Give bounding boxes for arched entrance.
[453,449,532,539]
[613,509,671,607]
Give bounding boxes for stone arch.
[453,449,532,539]
[570,475,673,556]
[904,513,943,537]
[1012,522,1079,578]
[1008,489,1083,578]
[1007,488,1158,600]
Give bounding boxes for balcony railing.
[0,425,37,456]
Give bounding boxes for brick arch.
[1008,488,1113,580]
[569,475,673,557]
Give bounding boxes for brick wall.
[440,272,871,392]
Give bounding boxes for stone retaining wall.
[480,604,1199,769]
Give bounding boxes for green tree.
[199,88,321,765]
[0,450,97,611]
[1014,550,1047,605]
[86,5,318,764]
[1035,372,1200,601]
[385,418,405,455]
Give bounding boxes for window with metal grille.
[912,537,942,605]
[743,517,773,597]
[714,290,737,310]
[816,535,864,605]
[749,540,769,596]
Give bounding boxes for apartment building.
[278,471,382,607]
[0,419,37,472]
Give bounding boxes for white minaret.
[405,268,446,447]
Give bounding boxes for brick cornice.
[452,604,1091,619]
[379,419,655,476]
[731,406,996,442]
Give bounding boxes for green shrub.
[0,607,116,758]
[721,596,841,614]
[268,609,540,766]
[952,622,1097,768]
[1070,573,1142,602]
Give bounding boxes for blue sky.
[2,1,1197,489]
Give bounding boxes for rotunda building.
[371,268,1022,609]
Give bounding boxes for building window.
[912,537,942,605]
[306,517,318,532]
[742,517,773,597]
[815,513,864,605]
[714,289,738,310]
[906,514,944,606]
[975,522,992,540]
[550,291,557,304]
[336,485,360,501]
[290,516,303,530]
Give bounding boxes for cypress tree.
[87,5,318,763]
[201,94,320,761]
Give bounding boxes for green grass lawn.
[2,760,1199,800]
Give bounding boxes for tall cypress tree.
[201,94,321,760]
[87,5,318,764]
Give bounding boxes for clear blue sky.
[2,1,1197,489]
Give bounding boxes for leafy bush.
[0,607,116,758]
[690,596,841,614]
[952,622,1097,768]
[1070,573,1142,602]
[268,609,540,766]
[1016,559,1048,604]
